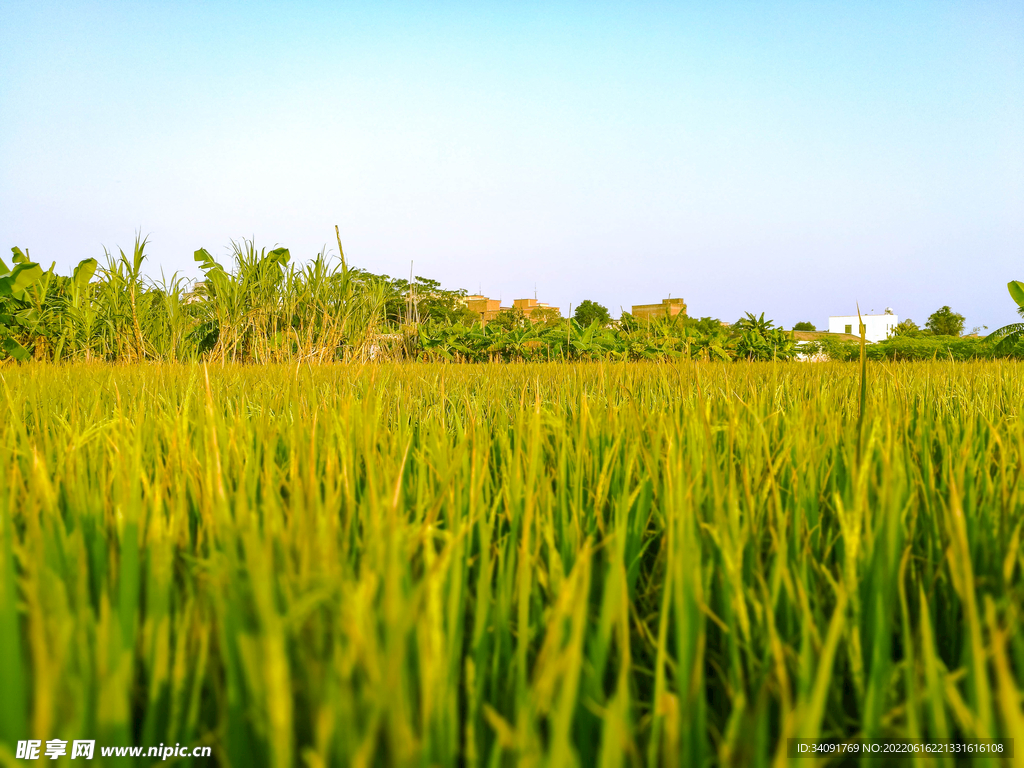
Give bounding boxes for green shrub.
[867,335,995,361]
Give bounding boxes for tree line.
[792,305,978,338]
[0,237,802,363]
[3,235,1021,364]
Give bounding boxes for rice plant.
[1,360,1021,766]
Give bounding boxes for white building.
[828,310,898,343]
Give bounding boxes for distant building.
[631,297,687,321]
[464,294,504,323]
[462,295,560,324]
[513,298,560,321]
[827,310,898,343]
[183,280,208,305]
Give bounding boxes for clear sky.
[2,1,1021,330]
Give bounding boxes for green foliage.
[793,321,816,331]
[378,275,476,325]
[573,299,611,327]
[987,280,1024,349]
[1008,279,1024,309]
[733,312,798,361]
[683,315,724,335]
[2,362,1023,764]
[410,311,724,362]
[408,310,803,363]
[490,305,530,331]
[0,247,107,362]
[529,306,562,327]
[891,318,921,338]
[0,236,392,363]
[800,336,857,361]
[733,311,774,334]
[617,311,640,332]
[925,305,965,337]
[0,251,45,360]
[1,239,811,366]
[869,335,1002,361]
[804,334,1014,362]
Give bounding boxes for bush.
[807,336,858,361]
[801,335,1023,362]
[685,316,725,334]
[867,335,994,361]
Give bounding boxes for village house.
[512,298,559,320]
[463,294,504,323]
[827,309,898,343]
[462,295,560,324]
[630,297,687,321]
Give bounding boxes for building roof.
[793,330,865,342]
[828,313,896,320]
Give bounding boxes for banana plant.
[733,311,775,335]
[568,320,603,359]
[462,322,492,361]
[499,325,540,360]
[986,281,1024,349]
[417,321,472,361]
[733,312,798,361]
[1,248,105,362]
[0,248,45,360]
[688,329,733,361]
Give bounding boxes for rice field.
[1,361,1022,766]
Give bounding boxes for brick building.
[513,298,560,321]
[630,297,687,321]
[464,295,504,323]
[462,295,561,325]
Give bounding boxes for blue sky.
[1,1,1021,329]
